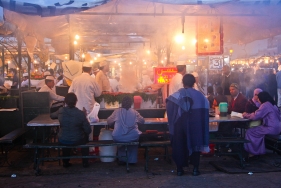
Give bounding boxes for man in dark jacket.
[228,83,248,114]
[57,93,92,168]
[219,83,247,137]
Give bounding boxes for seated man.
[57,93,91,168]
[228,83,248,114]
[218,83,248,136]
[39,76,65,107]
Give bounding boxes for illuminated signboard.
[196,17,223,55]
[154,67,177,84]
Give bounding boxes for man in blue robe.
[166,74,209,176]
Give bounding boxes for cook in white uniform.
[21,73,29,87]
[168,63,186,95]
[68,62,102,114]
[68,62,102,143]
[38,76,65,107]
[95,61,111,92]
[36,71,51,90]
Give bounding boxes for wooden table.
[27,114,169,127]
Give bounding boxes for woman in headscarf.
[245,88,262,113]
[107,96,145,165]
[243,91,281,160]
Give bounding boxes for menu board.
[154,67,177,84]
[197,17,223,55]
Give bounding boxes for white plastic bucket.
[98,128,117,162]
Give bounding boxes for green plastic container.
[219,102,228,117]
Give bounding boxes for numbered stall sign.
[209,56,224,70]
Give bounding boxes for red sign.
[154,67,177,84]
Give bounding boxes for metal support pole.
[1,48,4,79]
[27,55,31,90]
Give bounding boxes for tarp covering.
[0,0,110,17]
[1,0,281,57]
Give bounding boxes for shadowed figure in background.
[107,96,145,165]
[166,74,209,176]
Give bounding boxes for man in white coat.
[68,62,102,144]
[39,76,65,107]
[169,63,186,95]
[21,73,29,87]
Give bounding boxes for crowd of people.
[1,62,281,176]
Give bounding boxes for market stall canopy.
[1,0,281,57]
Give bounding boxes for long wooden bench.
[209,138,250,168]
[0,127,30,166]
[139,140,171,172]
[23,140,139,175]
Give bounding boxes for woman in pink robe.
[243,91,281,158]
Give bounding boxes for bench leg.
[144,147,149,172]
[0,144,13,167]
[33,147,39,170]
[239,143,245,168]
[125,145,129,173]
[35,158,41,176]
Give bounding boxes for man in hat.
[228,83,248,114]
[69,62,101,114]
[21,73,29,87]
[169,63,186,95]
[39,76,65,107]
[221,65,240,103]
[95,61,111,92]
[218,83,248,137]
[36,71,51,90]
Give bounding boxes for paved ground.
[1,147,281,188]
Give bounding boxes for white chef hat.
[23,73,28,77]
[45,76,54,81]
[191,72,199,77]
[43,71,51,76]
[83,61,92,68]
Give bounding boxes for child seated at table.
[57,93,92,168]
[107,96,145,165]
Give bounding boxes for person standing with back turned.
[166,74,209,176]
[68,62,102,141]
